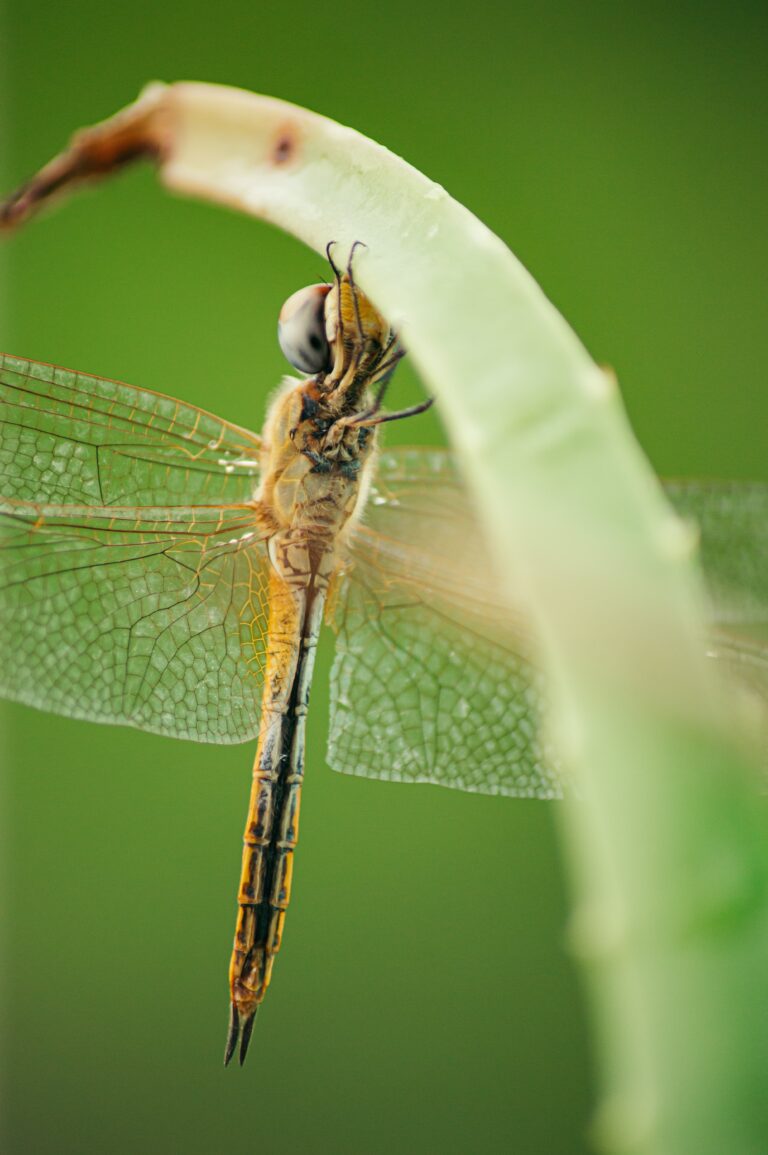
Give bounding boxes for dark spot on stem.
[272,130,297,165]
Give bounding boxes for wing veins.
[1,361,261,453]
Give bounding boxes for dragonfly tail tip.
[224,1003,258,1067]
[239,1008,258,1066]
[223,1004,239,1067]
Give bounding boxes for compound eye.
[277,283,333,374]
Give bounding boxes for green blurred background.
[1,3,766,1153]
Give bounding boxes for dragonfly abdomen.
[225,562,326,1066]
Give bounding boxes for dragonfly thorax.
[263,253,409,589]
[257,376,377,587]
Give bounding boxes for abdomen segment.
[225,566,324,1065]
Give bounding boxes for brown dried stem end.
[0,83,172,232]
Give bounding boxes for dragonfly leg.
[353,395,435,428]
[345,241,368,347]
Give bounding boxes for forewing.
[0,353,261,506]
[0,499,270,742]
[327,448,562,798]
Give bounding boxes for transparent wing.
[0,498,270,743]
[665,480,768,754]
[0,353,261,506]
[327,449,767,799]
[327,448,562,799]
[664,480,768,636]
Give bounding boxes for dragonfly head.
[277,244,403,415]
[278,282,334,376]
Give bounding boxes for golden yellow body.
[225,268,399,1063]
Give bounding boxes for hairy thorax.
[256,376,377,587]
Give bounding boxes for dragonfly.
[1,246,766,1066]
